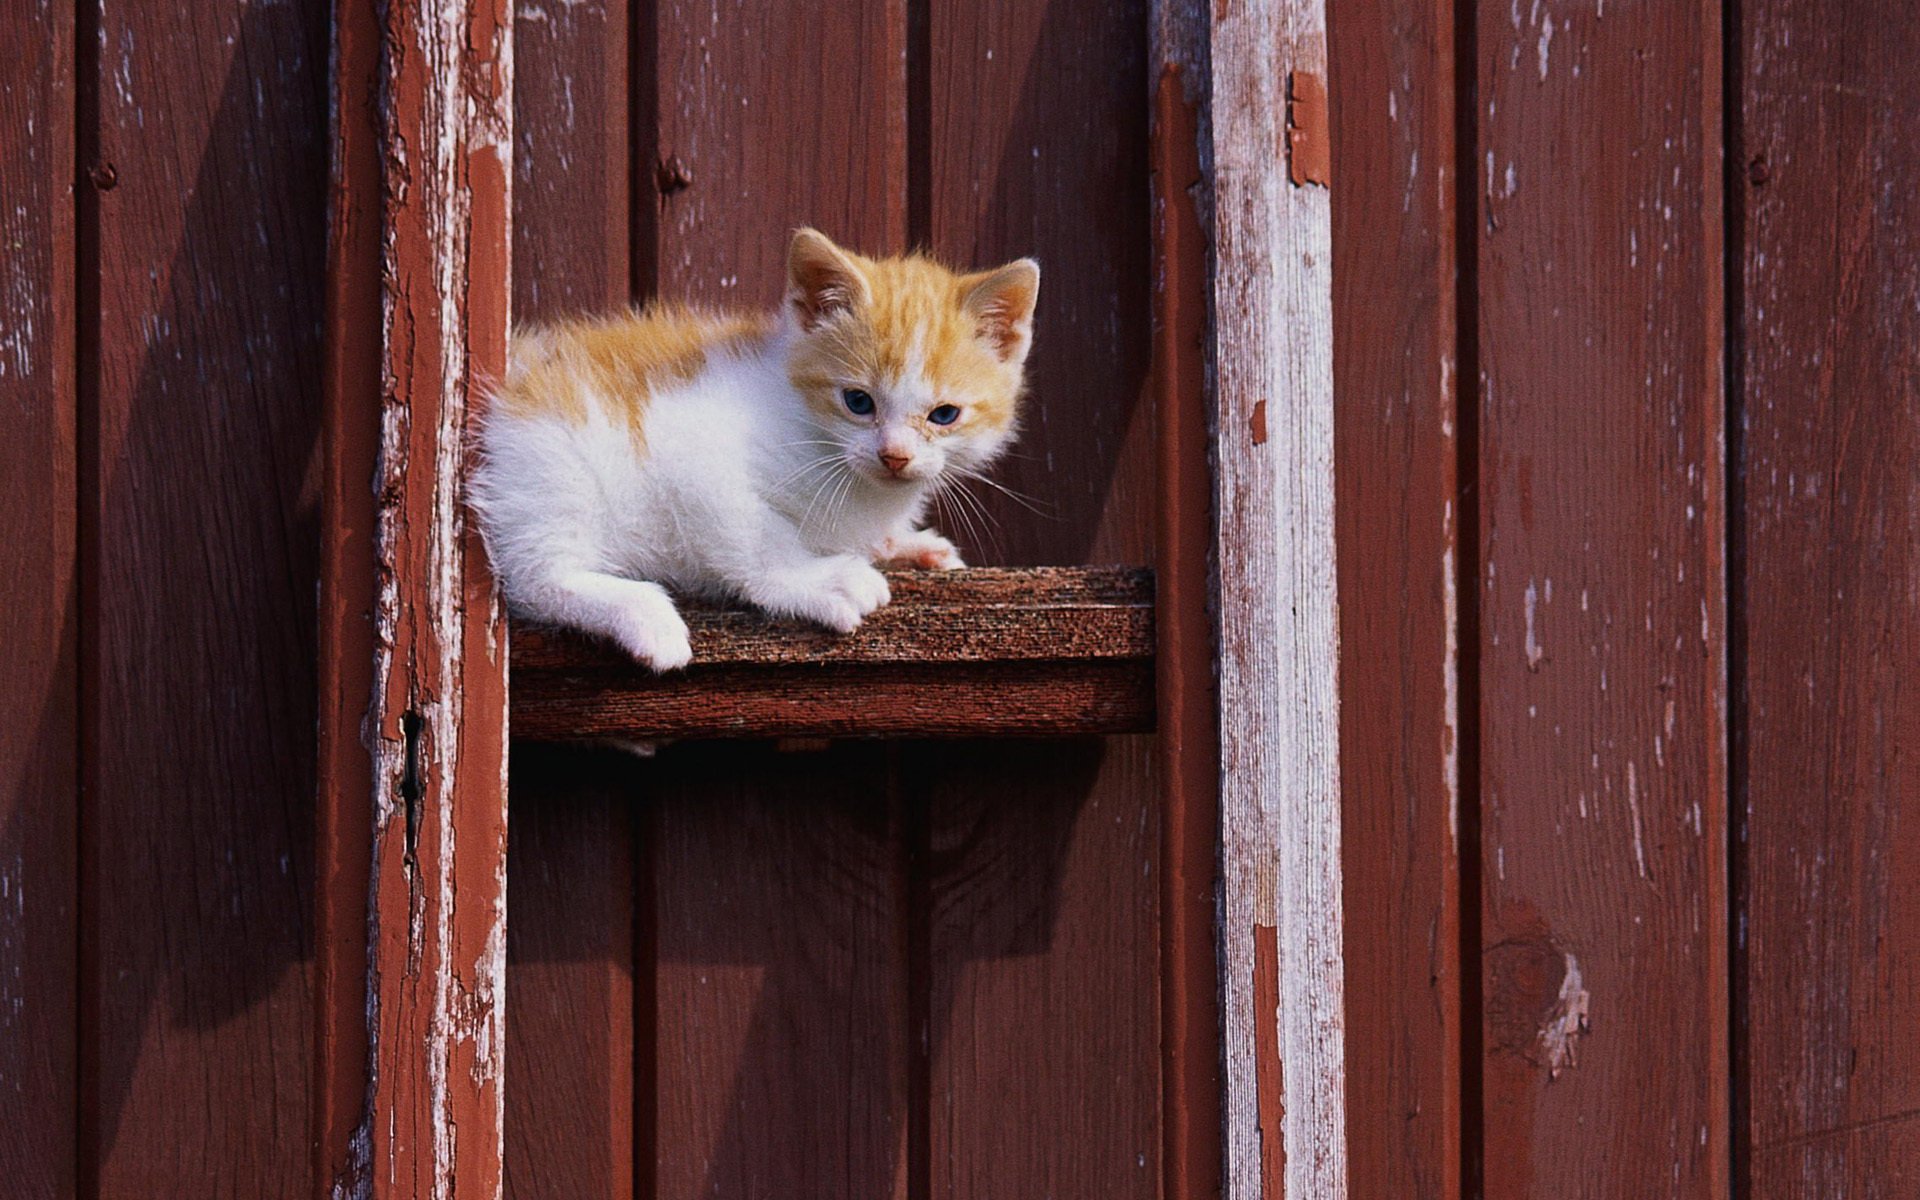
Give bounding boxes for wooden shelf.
[509,566,1155,740]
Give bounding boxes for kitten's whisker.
[771,454,840,493]
[798,461,848,534]
[952,466,1058,518]
[934,475,997,557]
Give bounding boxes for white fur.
[469,312,1002,671]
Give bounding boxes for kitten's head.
[783,228,1039,488]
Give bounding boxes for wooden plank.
[0,2,76,1194]
[922,3,1161,1194]
[1209,0,1346,1196]
[1738,4,1920,1194]
[1326,0,1463,1195]
[316,0,383,1188]
[505,749,636,1200]
[502,6,635,1197]
[84,2,326,1193]
[318,1,513,1195]
[517,661,1154,741]
[921,738,1161,1198]
[648,743,909,1200]
[925,0,1154,567]
[1151,6,1221,1195]
[512,566,1153,668]
[639,2,911,1193]
[1473,0,1727,1194]
[649,0,906,303]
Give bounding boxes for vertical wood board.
[1327,0,1464,1194]
[504,4,637,1196]
[85,2,326,1193]
[1739,2,1920,1193]
[319,1,515,1195]
[923,4,1162,1194]
[1208,0,1347,1196]
[1473,0,1728,1194]
[637,5,912,1194]
[0,2,78,1193]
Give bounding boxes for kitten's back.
[501,303,776,442]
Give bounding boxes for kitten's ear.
[787,228,869,330]
[962,258,1041,365]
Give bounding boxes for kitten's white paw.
[612,603,693,671]
[877,529,965,570]
[766,555,891,632]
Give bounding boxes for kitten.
[471,228,1039,671]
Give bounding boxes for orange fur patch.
[502,304,773,450]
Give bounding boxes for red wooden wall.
[507,1,1158,1196]
[1,0,1916,1197]
[1333,0,1920,1197]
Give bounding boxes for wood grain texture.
[515,566,1152,666]
[1473,0,1727,1194]
[1151,22,1222,1200]
[503,4,636,1197]
[925,0,1153,568]
[316,0,383,1188]
[637,5,912,1194]
[647,743,910,1200]
[921,738,1162,1199]
[648,0,906,302]
[922,4,1162,1193]
[505,749,636,1200]
[326,1,514,1195]
[0,2,76,1193]
[1327,0,1463,1195]
[1208,0,1347,1196]
[518,660,1154,740]
[1738,4,1920,1194]
[85,2,325,1193]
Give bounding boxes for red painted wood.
[319,2,513,1195]
[921,739,1162,1198]
[0,2,77,1193]
[637,3,911,1193]
[1327,0,1463,1195]
[648,744,910,1199]
[923,5,1159,1193]
[648,0,907,306]
[362,2,512,1194]
[316,0,382,1188]
[1151,48,1221,1200]
[85,2,326,1193]
[504,6,636,1196]
[1738,4,1920,1194]
[925,0,1154,569]
[1473,1,1728,1194]
[505,750,637,1200]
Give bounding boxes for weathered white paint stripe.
[1206,0,1346,1195]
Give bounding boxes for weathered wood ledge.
[508,566,1156,740]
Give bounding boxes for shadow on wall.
[36,0,329,1184]
[928,0,1153,569]
[507,736,1104,1200]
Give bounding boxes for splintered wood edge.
[509,565,1155,668]
[508,565,1157,740]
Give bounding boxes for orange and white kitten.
[471,229,1039,670]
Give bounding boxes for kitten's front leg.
[744,551,892,632]
[874,526,965,570]
[724,513,892,632]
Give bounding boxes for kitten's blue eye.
[842,388,876,416]
[928,404,961,426]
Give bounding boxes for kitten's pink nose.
[878,451,911,474]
